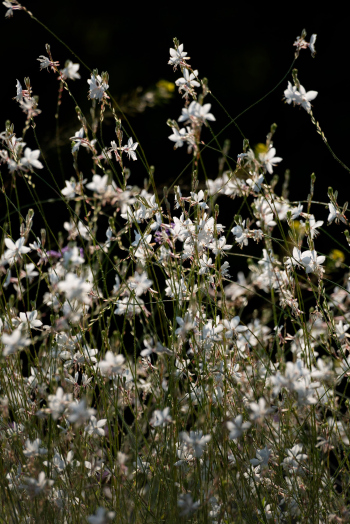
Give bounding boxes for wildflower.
[226,414,251,440]
[19,471,54,497]
[24,263,39,282]
[168,43,190,69]
[328,202,347,224]
[249,397,272,424]
[84,416,107,437]
[290,203,303,220]
[23,438,47,458]
[37,55,60,71]
[178,494,200,517]
[168,127,188,148]
[210,236,233,256]
[301,249,325,274]
[18,310,42,330]
[150,407,172,427]
[86,174,108,194]
[231,222,248,248]
[4,237,31,265]
[281,444,308,474]
[308,215,323,239]
[284,81,318,113]
[250,446,271,470]
[180,430,211,458]
[60,60,80,80]
[57,272,92,304]
[20,147,43,170]
[140,338,172,357]
[294,31,317,57]
[98,351,125,377]
[87,73,109,101]
[47,387,72,420]
[259,147,282,174]
[178,101,215,125]
[3,1,23,18]
[87,507,116,524]
[128,271,153,296]
[246,173,264,193]
[119,137,138,161]
[70,128,91,153]
[67,399,96,425]
[175,68,200,95]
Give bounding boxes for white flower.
[84,416,107,437]
[168,43,189,69]
[301,249,325,274]
[259,147,282,174]
[308,215,323,239]
[67,399,96,425]
[20,148,43,170]
[180,430,211,458]
[98,351,125,377]
[250,446,271,469]
[290,203,303,220]
[226,414,251,440]
[294,32,317,57]
[18,310,42,330]
[210,236,232,256]
[231,222,248,248]
[284,81,318,113]
[123,137,139,161]
[23,438,47,458]
[175,68,200,94]
[47,387,72,420]
[4,237,31,265]
[178,101,215,124]
[3,1,23,17]
[249,397,272,423]
[177,494,200,517]
[37,55,52,70]
[246,173,264,193]
[60,61,80,80]
[128,271,153,296]
[57,272,92,304]
[140,338,172,357]
[150,407,172,427]
[168,127,188,148]
[87,507,116,524]
[86,174,109,194]
[19,471,54,497]
[87,73,109,101]
[328,202,347,224]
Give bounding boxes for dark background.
[1,2,349,240]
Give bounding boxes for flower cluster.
[1,18,349,524]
